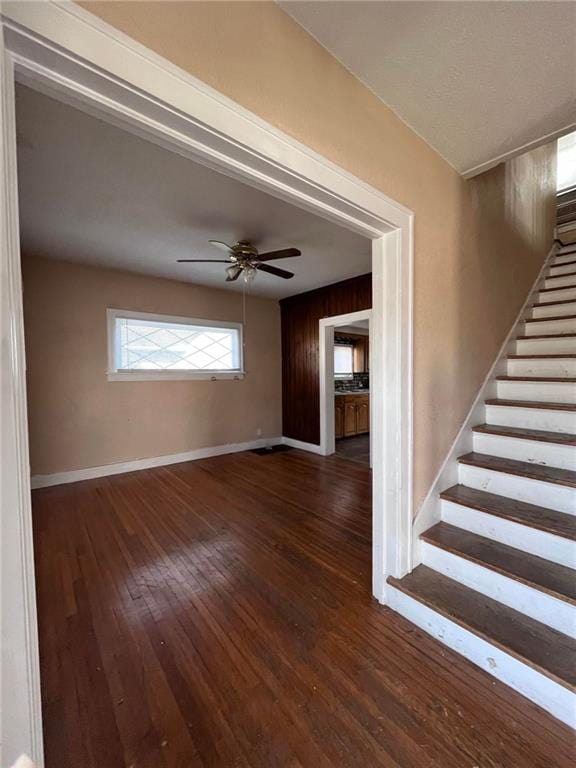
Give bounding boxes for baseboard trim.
[30,437,283,489]
[281,436,325,455]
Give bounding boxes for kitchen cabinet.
[335,393,369,438]
[353,336,369,373]
[335,399,344,439]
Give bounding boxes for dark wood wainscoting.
[280,274,372,444]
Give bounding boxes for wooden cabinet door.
[335,400,344,438]
[352,339,364,373]
[344,401,357,436]
[356,401,369,433]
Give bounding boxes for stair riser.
[524,318,576,336]
[548,263,576,277]
[421,542,576,638]
[485,405,576,434]
[387,585,576,728]
[441,499,576,567]
[473,433,576,471]
[515,337,576,355]
[532,302,576,318]
[458,464,575,515]
[537,286,576,304]
[554,252,576,265]
[497,380,576,403]
[507,358,576,377]
[544,274,576,290]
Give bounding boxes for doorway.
[319,309,372,466]
[1,6,413,761]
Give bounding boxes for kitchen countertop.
[335,390,370,396]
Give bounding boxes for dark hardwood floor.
[33,449,574,767]
[335,435,370,466]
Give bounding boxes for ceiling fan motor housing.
[232,241,259,262]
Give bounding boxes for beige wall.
[74,2,556,508]
[23,256,282,475]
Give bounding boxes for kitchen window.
[334,343,354,379]
[107,309,243,381]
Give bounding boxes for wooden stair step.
[525,314,576,323]
[550,260,576,270]
[387,566,576,692]
[485,398,576,412]
[515,333,576,340]
[421,522,576,605]
[457,452,576,489]
[472,423,576,446]
[507,354,576,359]
[496,375,576,382]
[532,298,576,308]
[441,484,576,540]
[546,271,576,281]
[538,284,576,293]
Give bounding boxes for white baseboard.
[281,436,326,455]
[31,437,283,488]
[412,243,559,560]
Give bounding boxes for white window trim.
[106,309,245,381]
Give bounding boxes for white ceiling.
[280,1,576,176]
[15,84,370,299]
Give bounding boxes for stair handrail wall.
[412,241,561,564]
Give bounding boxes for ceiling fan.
[177,240,301,282]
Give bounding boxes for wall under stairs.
[389,242,576,727]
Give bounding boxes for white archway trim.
[0,3,413,763]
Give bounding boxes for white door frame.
[0,3,413,763]
[319,309,372,457]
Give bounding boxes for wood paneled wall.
[280,274,372,444]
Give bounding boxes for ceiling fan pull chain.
[242,282,247,377]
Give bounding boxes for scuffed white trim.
[30,437,283,489]
[387,585,576,728]
[281,436,326,456]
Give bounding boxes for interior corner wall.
[22,256,282,476]
[280,274,372,444]
[78,2,557,509]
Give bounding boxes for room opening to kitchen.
[319,308,372,467]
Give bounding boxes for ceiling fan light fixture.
[226,264,242,281]
[242,264,257,283]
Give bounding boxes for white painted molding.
[412,242,559,562]
[281,436,326,456]
[319,309,372,457]
[0,30,44,768]
[0,5,414,758]
[31,438,283,489]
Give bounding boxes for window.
[557,132,576,191]
[334,344,354,379]
[107,309,243,381]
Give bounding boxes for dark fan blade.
[225,266,243,282]
[256,263,294,279]
[257,248,301,262]
[177,259,232,263]
[209,240,234,254]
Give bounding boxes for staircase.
[388,242,576,727]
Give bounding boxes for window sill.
[107,370,245,382]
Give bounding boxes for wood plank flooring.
[335,435,370,465]
[33,449,575,767]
